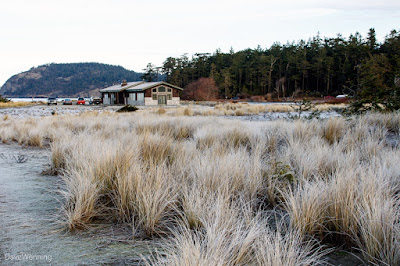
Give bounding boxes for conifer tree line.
[145,29,400,103]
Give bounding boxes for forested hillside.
[152,28,399,102]
[0,63,143,97]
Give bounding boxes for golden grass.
[0,110,399,264]
[156,107,167,115]
[322,117,346,144]
[0,101,36,108]
[149,102,348,117]
[182,107,193,116]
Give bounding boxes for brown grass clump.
[139,133,173,165]
[322,117,346,144]
[62,167,103,231]
[132,165,179,237]
[156,107,166,115]
[182,107,193,116]
[355,196,400,265]
[135,119,195,140]
[314,103,348,111]
[283,180,328,237]
[254,225,330,265]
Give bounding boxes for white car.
[47,97,57,105]
[84,97,93,105]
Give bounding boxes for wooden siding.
[144,85,181,97]
[173,88,179,97]
[145,89,152,97]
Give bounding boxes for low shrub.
[116,105,138,112]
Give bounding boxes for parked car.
[47,97,57,105]
[93,98,102,104]
[77,98,85,105]
[63,98,73,105]
[84,97,93,105]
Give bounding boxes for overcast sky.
[0,0,399,86]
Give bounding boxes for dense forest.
[0,63,143,97]
[144,28,400,105]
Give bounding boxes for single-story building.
[100,81,182,106]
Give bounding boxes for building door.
[118,92,124,104]
[158,95,166,105]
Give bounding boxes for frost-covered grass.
[0,111,399,265]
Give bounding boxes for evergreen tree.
[144,28,400,107]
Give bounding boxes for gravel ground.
[0,104,343,121]
[0,105,121,118]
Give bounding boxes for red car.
[77,98,85,105]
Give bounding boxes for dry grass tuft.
[322,117,346,144]
[254,225,330,265]
[355,196,400,265]
[61,167,103,231]
[139,133,173,165]
[183,107,193,116]
[156,107,166,115]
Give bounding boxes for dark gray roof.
[125,81,183,92]
[99,81,145,92]
[100,81,183,93]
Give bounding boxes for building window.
[167,94,172,100]
[129,93,136,101]
[152,94,157,100]
[152,88,157,92]
[158,86,166,92]
[137,93,144,101]
[168,88,172,92]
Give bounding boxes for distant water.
[246,101,292,105]
[8,98,47,102]
[8,98,78,103]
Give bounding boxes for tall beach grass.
[0,110,399,264]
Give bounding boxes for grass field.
[0,101,36,108]
[150,102,347,117]
[0,110,399,265]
